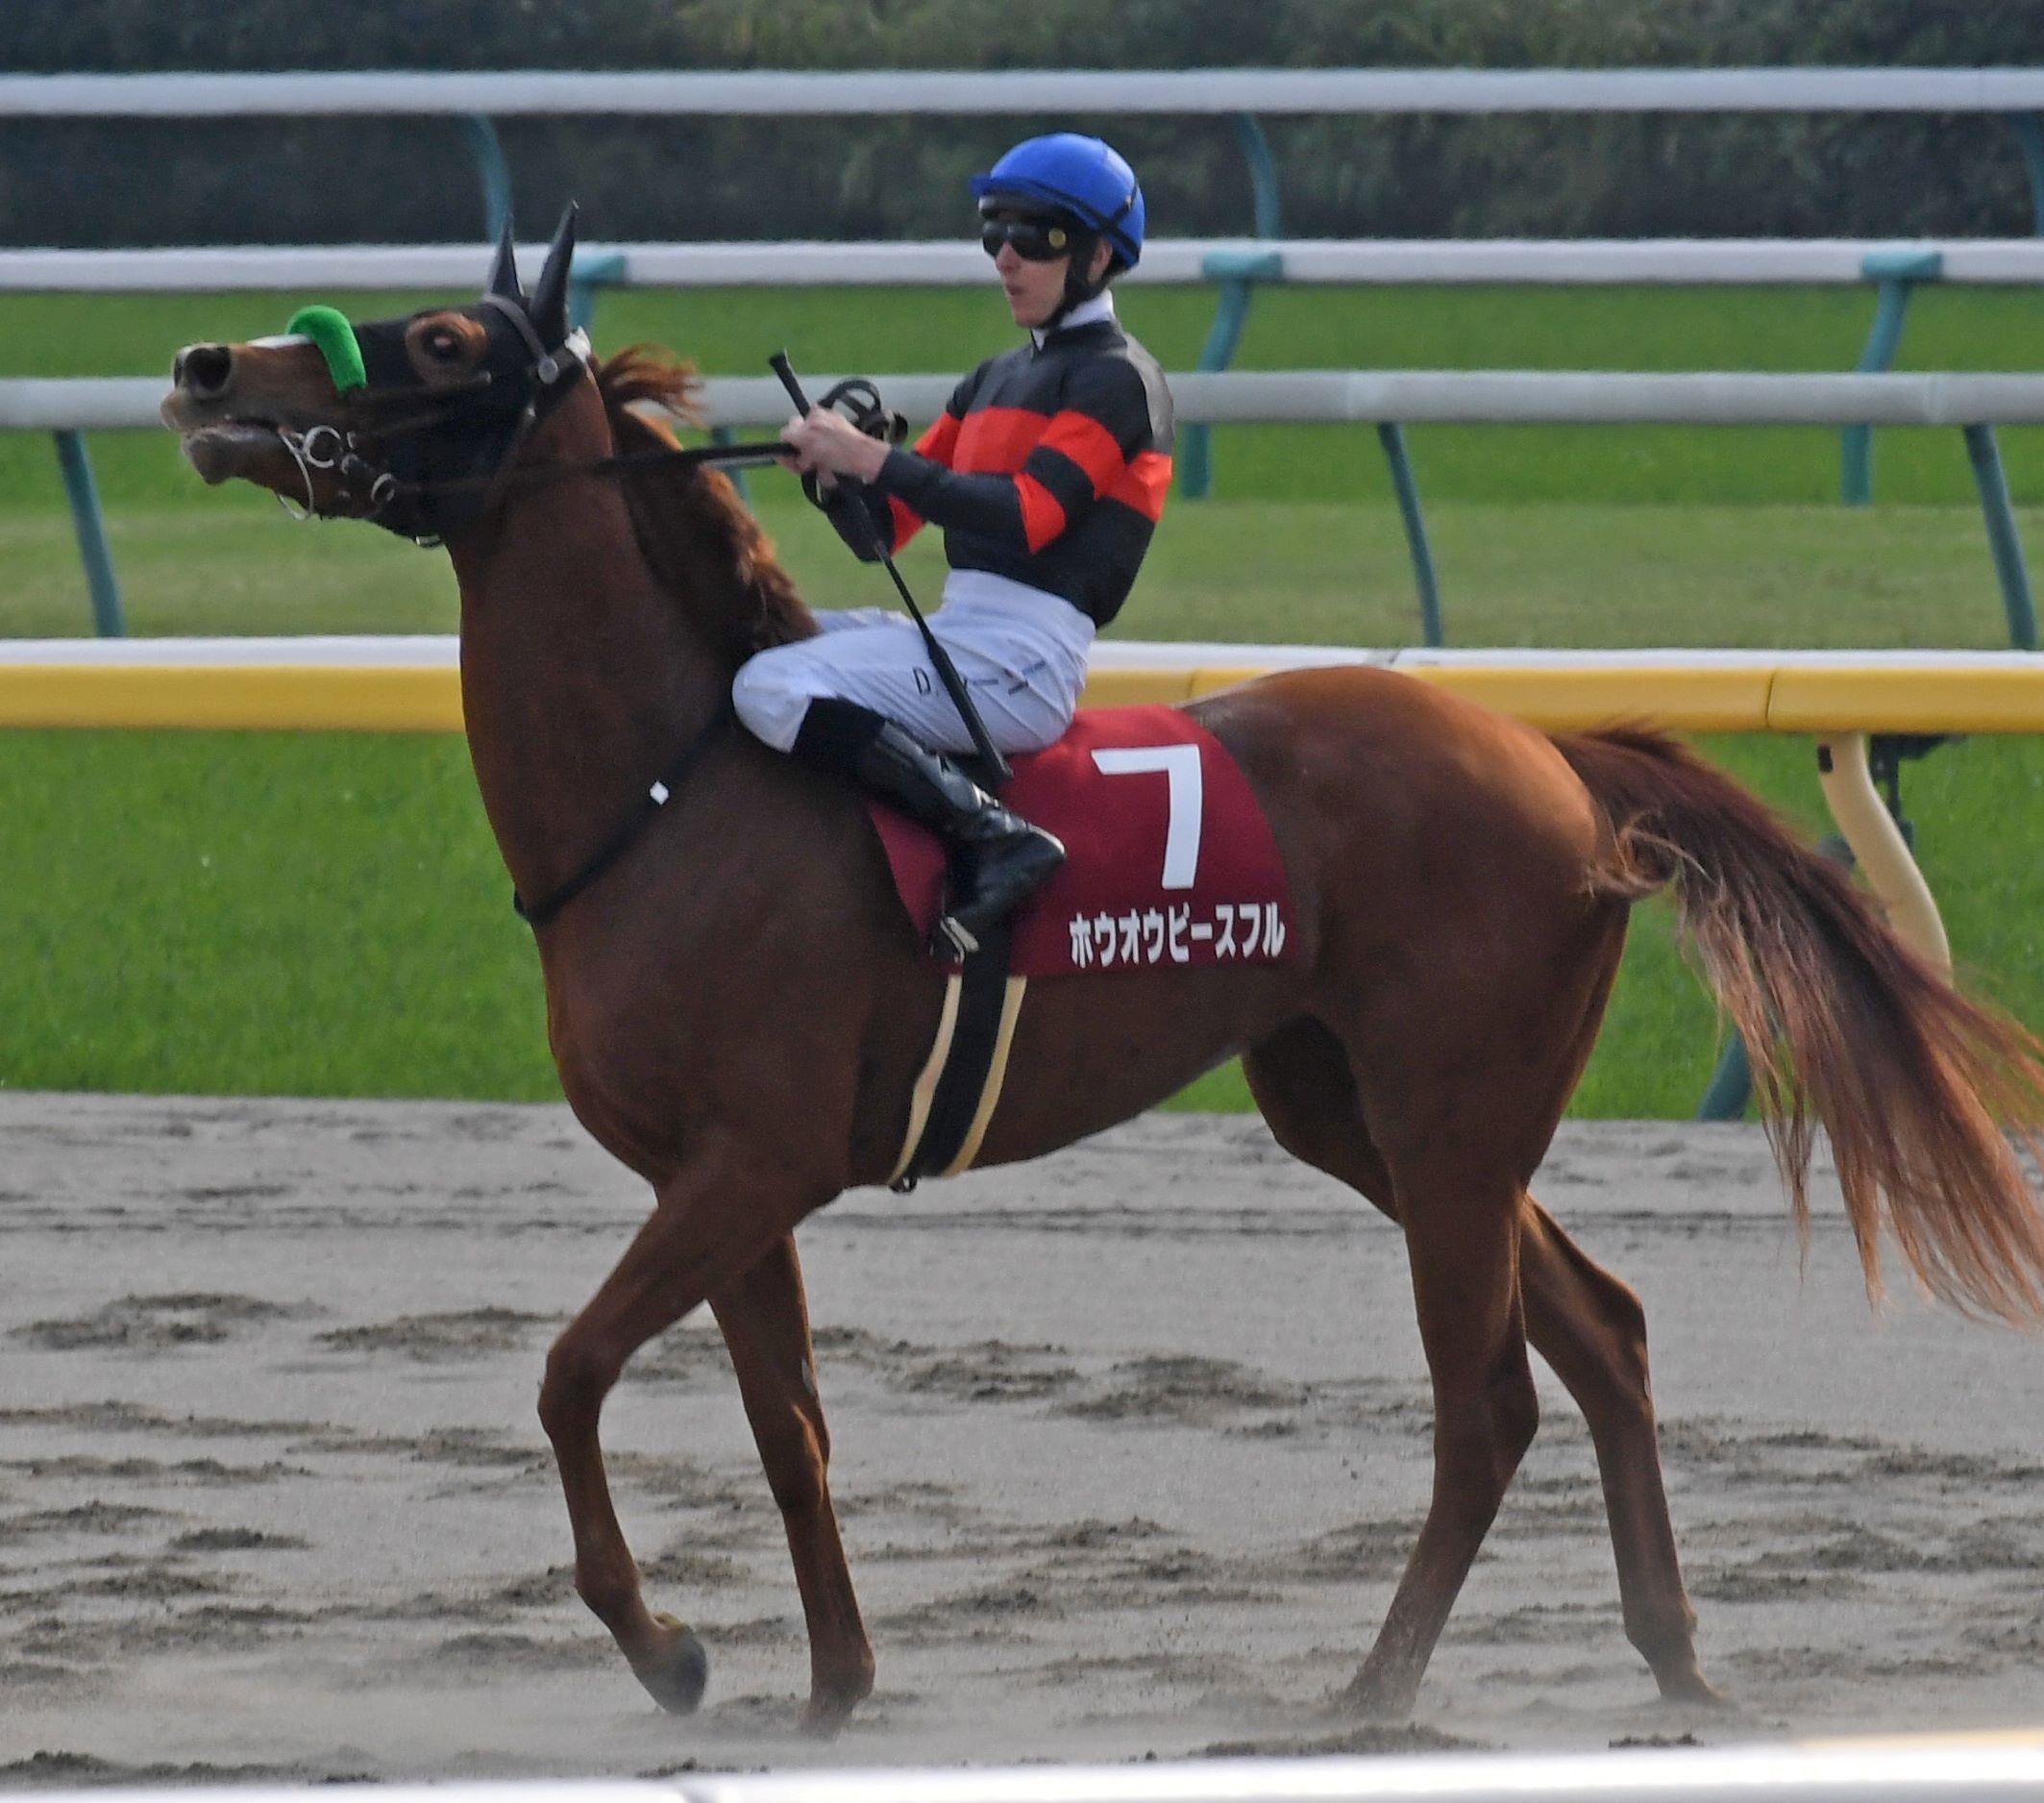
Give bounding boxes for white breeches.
[731,570,1096,755]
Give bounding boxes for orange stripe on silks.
[916,411,962,465]
[953,406,1049,474]
[1015,473,1068,551]
[1107,450,1172,523]
[1038,410,1127,495]
[884,411,955,549]
[888,495,924,552]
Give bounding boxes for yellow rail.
[0,651,2041,735]
[0,664,464,733]
[1081,659,2044,733]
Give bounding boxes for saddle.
[868,704,1294,1190]
[868,704,1293,977]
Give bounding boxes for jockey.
[736,133,1174,956]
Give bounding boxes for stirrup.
[933,913,980,960]
[931,827,1065,960]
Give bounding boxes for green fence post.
[2008,113,2044,235]
[1179,248,1284,501]
[1375,423,1443,647]
[460,115,513,241]
[1177,115,1282,503]
[1841,249,1941,506]
[1963,423,2040,649]
[54,430,125,637]
[709,425,750,506]
[567,250,627,334]
[1234,113,1282,240]
[1695,1033,1752,1123]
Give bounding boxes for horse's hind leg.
[1251,1017,1535,1712]
[1246,1018,1714,1710]
[711,1233,874,1734]
[1354,1129,1539,1715]
[539,1156,802,1717]
[1518,1198,1719,1703]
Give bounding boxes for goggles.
[979,212,1076,262]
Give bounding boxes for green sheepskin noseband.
[285,304,368,394]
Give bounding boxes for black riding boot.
[793,698,1066,957]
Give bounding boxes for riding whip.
[770,351,1012,788]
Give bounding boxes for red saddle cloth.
[870,704,1296,976]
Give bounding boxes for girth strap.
[889,924,1026,1190]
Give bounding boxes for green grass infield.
[0,728,2035,1118]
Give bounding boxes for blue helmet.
[970,134,1145,270]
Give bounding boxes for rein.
[415,434,796,500]
[276,410,792,532]
[512,708,731,930]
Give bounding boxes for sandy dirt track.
[1,1093,2040,1783]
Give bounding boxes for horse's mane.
[595,346,818,664]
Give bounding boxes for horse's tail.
[1555,725,2044,1326]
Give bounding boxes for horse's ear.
[485,215,523,303]
[529,203,578,345]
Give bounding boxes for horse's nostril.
[181,344,234,399]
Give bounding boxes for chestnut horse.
[162,216,2044,1733]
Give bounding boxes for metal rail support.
[1963,423,2040,649]
[1818,732,1953,970]
[1235,112,1282,239]
[709,425,751,504]
[2009,111,2044,234]
[460,114,513,241]
[1841,248,1942,506]
[1178,248,1282,500]
[1695,1012,1754,1122]
[567,250,626,333]
[54,430,125,636]
[1376,424,1444,647]
[1176,114,1283,502]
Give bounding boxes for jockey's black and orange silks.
[823,315,1173,628]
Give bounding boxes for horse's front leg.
[712,1233,874,1734]
[538,1152,797,1715]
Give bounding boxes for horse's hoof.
[800,1670,875,1739]
[1658,1666,1731,1710]
[1339,1669,1417,1722]
[631,1613,709,1716]
[800,1693,855,1739]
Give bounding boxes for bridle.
[280,319,791,547]
[266,281,897,931]
[273,422,397,524]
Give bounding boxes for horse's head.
[162,209,591,543]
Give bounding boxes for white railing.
[9,237,2044,293]
[24,369,2044,432]
[11,66,2044,116]
[14,366,2040,650]
[7,1735,2042,1803]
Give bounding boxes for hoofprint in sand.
[0,1094,2038,1781]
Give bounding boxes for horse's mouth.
[168,415,294,486]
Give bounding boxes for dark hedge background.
[4,1,2042,244]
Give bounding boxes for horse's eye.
[424,330,463,362]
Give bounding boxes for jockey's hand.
[779,407,890,484]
